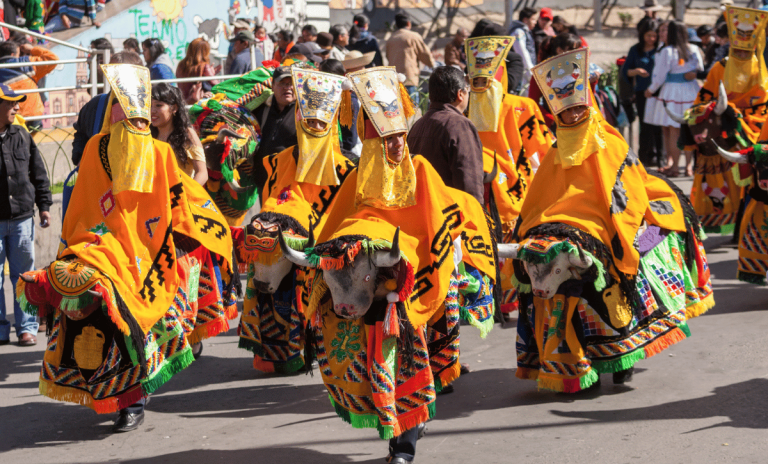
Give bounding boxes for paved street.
[2,179,768,464]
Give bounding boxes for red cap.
[539,8,553,20]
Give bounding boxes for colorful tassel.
[383,296,399,337]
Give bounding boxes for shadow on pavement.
[549,378,768,431]
[0,349,45,381]
[114,447,383,464]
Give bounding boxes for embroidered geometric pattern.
[743,220,768,255]
[699,212,735,228]
[577,300,619,337]
[585,310,685,360]
[99,189,115,217]
[145,217,161,239]
[649,262,685,298]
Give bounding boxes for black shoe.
[192,342,203,360]
[612,367,634,385]
[416,422,427,440]
[385,458,412,464]
[0,339,9,346]
[113,410,144,433]
[459,363,471,375]
[437,384,454,395]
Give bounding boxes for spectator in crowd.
[315,31,334,59]
[0,41,58,118]
[226,18,253,71]
[45,0,101,32]
[637,0,663,32]
[349,14,383,67]
[254,25,275,67]
[532,7,555,56]
[150,83,208,186]
[408,66,483,204]
[623,19,663,166]
[701,22,729,78]
[385,12,435,105]
[320,59,346,75]
[123,37,141,56]
[552,16,578,36]
[299,24,317,43]
[645,20,703,177]
[71,51,144,165]
[273,29,295,62]
[252,66,297,193]
[697,24,715,51]
[508,7,538,90]
[176,38,219,104]
[481,22,524,94]
[0,84,52,347]
[443,27,469,71]
[328,24,350,61]
[142,38,175,80]
[228,30,262,75]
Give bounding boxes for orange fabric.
[9,46,58,118]
[520,112,686,276]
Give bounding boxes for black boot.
[113,409,144,432]
[192,342,203,360]
[612,367,634,384]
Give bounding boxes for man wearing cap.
[532,7,555,56]
[228,30,264,76]
[252,66,298,194]
[0,84,50,347]
[315,32,334,60]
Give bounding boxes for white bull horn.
[712,140,750,164]
[496,243,519,259]
[373,227,401,268]
[277,225,313,267]
[226,178,249,194]
[568,251,593,270]
[664,103,686,125]
[216,128,244,143]
[714,81,728,116]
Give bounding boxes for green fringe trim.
[59,292,95,314]
[702,223,735,235]
[273,355,306,374]
[17,292,37,316]
[579,368,600,390]
[238,337,265,356]
[510,273,532,294]
[244,90,272,111]
[460,306,494,339]
[328,395,436,440]
[284,235,310,251]
[679,322,692,337]
[434,376,443,393]
[141,349,195,396]
[591,349,645,374]
[738,271,766,286]
[518,240,576,265]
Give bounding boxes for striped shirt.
[60,0,98,23]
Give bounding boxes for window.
[53,100,61,113]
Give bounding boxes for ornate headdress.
[532,48,590,116]
[348,66,416,209]
[101,64,151,121]
[466,36,515,91]
[291,67,351,186]
[293,68,347,125]
[726,6,768,51]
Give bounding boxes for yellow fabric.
[554,107,607,169]
[318,158,496,328]
[107,121,155,195]
[519,110,686,275]
[483,147,524,228]
[261,147,356,233]
[61,134,233,334]
[725,7,768,51]
[478,94,553,194]
[723,52,767,95]
[469,79,504,132]
[696,61,768,142]
[355,138,417,210]
[294,120,341,186]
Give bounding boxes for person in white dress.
[645,20,703,177]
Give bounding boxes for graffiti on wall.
[228,0,309,33]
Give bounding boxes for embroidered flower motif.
[277,187,292,205]
[88,222,110,236]
[329,321,362,363]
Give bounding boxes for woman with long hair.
[176,38,219,104]
[623,19,663,166]
[142,38,175,80]
[645,20,702,177]
[150,83,208,186]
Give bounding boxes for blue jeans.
[0,217,38,340]
[405,85,420,107]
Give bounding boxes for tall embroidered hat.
[292,67,348,125]
[349,66,411,137]
[532,47,590,115]
[465,36,515,89]
[725,6,768,51]
[101,64,151,120]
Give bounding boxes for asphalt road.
[2,178,768,464]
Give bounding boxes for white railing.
[0,20,266,124]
